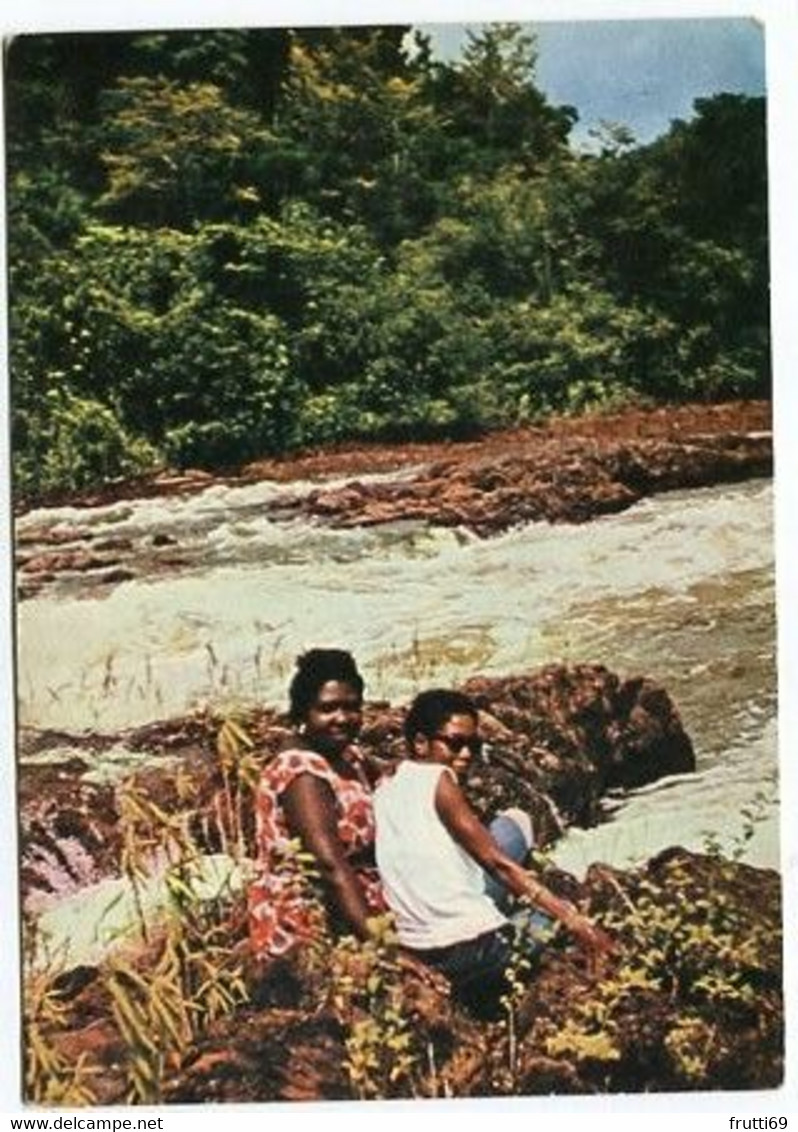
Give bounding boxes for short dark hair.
[403,688,478,744]
[288,648,365,724]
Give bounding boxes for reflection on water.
[16,477,778,870]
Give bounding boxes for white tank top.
[373,761,506,949]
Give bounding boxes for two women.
[248,650,610,1009]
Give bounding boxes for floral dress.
[248,747,385,958]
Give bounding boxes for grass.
[20,711,783,1104]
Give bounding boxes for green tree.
[272,27,446,243]
[574,94,769,398]
[126,28,291,114]
[408,161,596,302]
[424,24,575,179]
[95,77,272,226]
[6,26,771,500]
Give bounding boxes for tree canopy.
[6,25,770,499]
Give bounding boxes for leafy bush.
[14,390,158,498]
[6,27,770,499]
[480,286,682,417]
[154,301,299,468]
[533,852,782,1091]
[11,222,303,477]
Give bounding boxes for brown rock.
[17,667,695,908]
[278,420,770,537]
[20,549,117,574]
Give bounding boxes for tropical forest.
[10,24,781,1107]
[8,23,769,498]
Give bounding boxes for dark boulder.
[17,667,694,909]
[461,664,695,825]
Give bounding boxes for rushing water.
[17,475,778,879]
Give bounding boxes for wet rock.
[16,525,95,547]
[19,770,120,906]
[96,568,136,586]
[461,664,695,824]
[17,539,142,597]
[152,469,215,492]
[93,537,133,552]
[605,678,696,788]
[17,708,292,908]
[17,577,53,600]
[153,555,191,570]
[286,430,771,536]
[17,668,693,911]
[20,549,120,575]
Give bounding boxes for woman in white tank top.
[374,689,613,1016]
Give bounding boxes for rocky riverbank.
[277,406,772,536]
[20,663,783,1102]
[161,848,782,1101]
[19,663,695,911]
[16,400,771,599]
[35,847,783,1103]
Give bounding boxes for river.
[16,474,778,879]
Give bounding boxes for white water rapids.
[17,475,779,894]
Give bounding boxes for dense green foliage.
[6,25,769,498]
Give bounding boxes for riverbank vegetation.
[7,24,769,501]
[21,691,781,1103]
[25,847,783,1103]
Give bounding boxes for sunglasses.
[431,733,483,757]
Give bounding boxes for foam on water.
[16,477,779,891]
[17,479,773,728]
[31,855,248,970]
[553,718,779,878]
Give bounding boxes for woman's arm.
[282,773,373,940]
[435,771,612,954]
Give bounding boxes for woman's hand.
[567,913,615,956]
[344,743,396,786]
[342,742,366,766]
[560,908,616,977]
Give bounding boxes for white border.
[2,1,795,1123]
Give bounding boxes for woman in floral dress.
[248,648,385,959]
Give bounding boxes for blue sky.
[421,18,766,147]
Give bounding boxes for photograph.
[2,0,793,1115]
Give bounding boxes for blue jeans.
[488,810,555,957]
[485,811,531,908]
